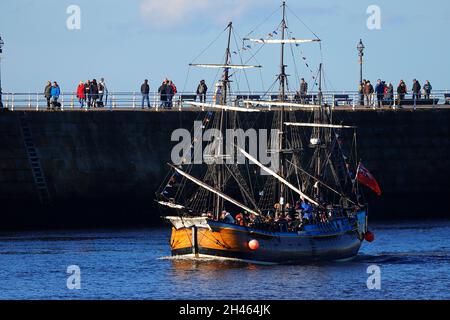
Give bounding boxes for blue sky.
[0,0,449,93]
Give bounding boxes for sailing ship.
[156,2,377,264]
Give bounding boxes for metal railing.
[1,90,449,111]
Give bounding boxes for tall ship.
[156,1,378,264]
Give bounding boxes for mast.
[215,22,233,219]
[314,63,323,198]
[278,1,287,217]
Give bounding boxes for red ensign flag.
[356,163,382,196]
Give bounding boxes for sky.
[0,0,449,93]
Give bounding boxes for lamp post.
[357,39,365,105]
[0,35,4,109]
[357,39,365,85]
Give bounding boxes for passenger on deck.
[235,213,245,226]
[301,200,313,214]
[303,211,312,224]
[220,211,235,224]
[285,203,296,221]
[273,203,281,219]
[247,212,256,226]
[277,213,289,232]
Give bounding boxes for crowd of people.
[140,78,179,109]
[42,77,435,111]
[140,78,208,109]
[43,81,61,111]
[43,78,108,110]
[76,78,108,109]
[293,77,434,107]
[42,78,209,111]
[358,79,433,107]
[202,200,357,233]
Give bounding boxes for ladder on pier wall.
[17,113,52,205]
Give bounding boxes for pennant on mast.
[157,201,185,210]
[244,38,320,44]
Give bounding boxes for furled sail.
[243,100,319,109]
[238,148,319,206]
[157,201,185,210]
[169,164,260,216]
[189,63,262,69]
[285,122,357,129]
[244,38,320,44]
[185,101,261,113]
[164,216,211,230]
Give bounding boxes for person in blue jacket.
[374,79,385,108]
[50,82,61,111]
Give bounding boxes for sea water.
[0,220,449,300]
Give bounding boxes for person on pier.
[299,78,308,103]
[44,81,52,111]
[375,79,385,107]
[50,82,61,111]
[141,79,151,109]
[196,80,208,103]
[76,81,85,108]
[364,80,374,107]
[90,79,99,108]
[412,79,421,101]
[85,80,91,108]
[396,80,407,106]
[423,80,432,99]
[98,78,107,107]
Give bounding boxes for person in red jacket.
[168,80,177,109]
[76,81,86,108]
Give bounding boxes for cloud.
[139,0,267,28]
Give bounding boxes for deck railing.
[1,90,449,111]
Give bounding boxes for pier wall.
[0,109,449,230]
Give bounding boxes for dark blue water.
[1,220,449,300]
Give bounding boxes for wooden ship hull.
[166,211,368,265]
